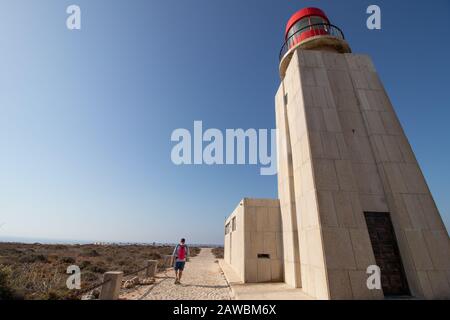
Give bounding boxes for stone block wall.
[276,49,450,299]
[224,198,283,283]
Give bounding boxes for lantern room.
[279,7,351,77]
[285,7,330,45]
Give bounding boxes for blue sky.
[0,0,449,244]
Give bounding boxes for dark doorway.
[364,212,410,296]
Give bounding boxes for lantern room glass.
[286,15,329,49]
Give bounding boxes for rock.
[81,289,100,300]
[123,276,140,289]
[81,294,96,300]
[140,278,155,285]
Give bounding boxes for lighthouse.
[224,7,450,300]
[276,7,450,299]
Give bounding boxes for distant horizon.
[0,235,224,246]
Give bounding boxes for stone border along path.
[120,248,232,300]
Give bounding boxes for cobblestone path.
[121,248,231,300]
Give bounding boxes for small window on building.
[257,254,270,259]
[225,222,230,235]
[232,217,236,231]
[284,93,288,105]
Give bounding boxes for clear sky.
[0,0,449,244]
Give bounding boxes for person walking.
[172,238,189,284]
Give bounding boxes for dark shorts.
[174,261,185,271]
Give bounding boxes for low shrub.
[0,265,14,300]
[79,260,91,269]
[82,271,99,282]
[80,249,100,257]
[212,247,224,259]
[60,257,76,264]
[85,263,106,274]
[19,254,48,264]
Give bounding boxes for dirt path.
[121,248,231,300]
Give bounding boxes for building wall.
[224,198,283,283]
[224,201,245,280]
[278,49,450,299]
[278,50,331,299]
[276,84,302,288]
[344,53,450,299]
[243,198,284,283]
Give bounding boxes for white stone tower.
[276,7,450,299]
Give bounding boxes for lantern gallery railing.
[279,23,345,61]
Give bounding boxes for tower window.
[225,222,231,234]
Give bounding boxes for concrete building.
[224,7,450,299]
[224,199,283,283]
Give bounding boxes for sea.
[0,235,222,247]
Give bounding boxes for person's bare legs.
[174,269,179,283]
[178,270,183,283]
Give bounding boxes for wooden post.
[99,271,123,300]
[163,255,173,268]
[146,260,158,278]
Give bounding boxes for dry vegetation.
[0,242,200,300]
[212,247,224,259]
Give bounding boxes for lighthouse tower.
[276,7,450,299]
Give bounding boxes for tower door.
[364,212,410,296]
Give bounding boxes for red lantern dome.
[285,7,330,40]
[279,7,351,77]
